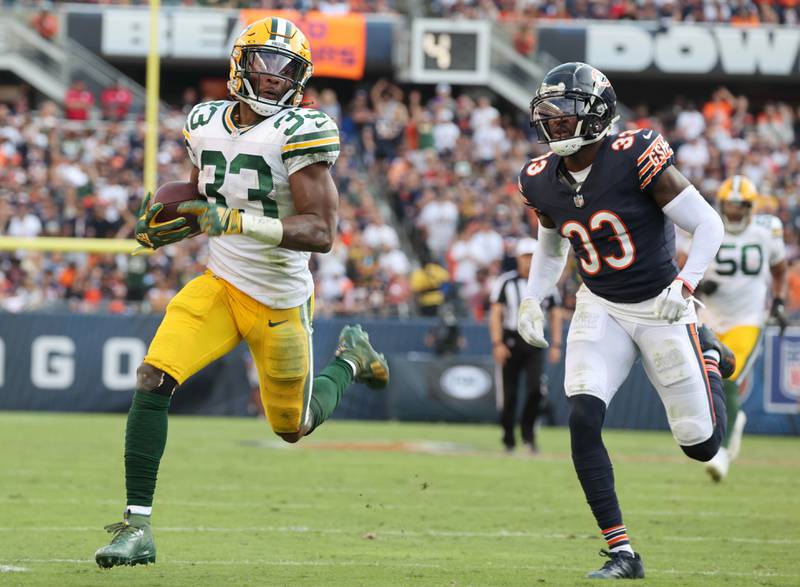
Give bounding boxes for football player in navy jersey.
[516,62,735,580]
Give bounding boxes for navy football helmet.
[530,62,618,156]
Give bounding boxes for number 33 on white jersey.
[183,100,340,309]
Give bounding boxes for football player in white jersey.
[682,175,787,481]
[96,17,389,568]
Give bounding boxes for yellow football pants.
[719,325,761,384]
[144,270,314,433]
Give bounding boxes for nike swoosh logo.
[268,320,288,328]
[642,130,653,139]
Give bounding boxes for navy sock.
[569,395,626,537]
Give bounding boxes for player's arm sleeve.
[661,185,724,291]
[524,224,570,303]
[282,111,340,176]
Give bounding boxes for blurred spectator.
[410,258,451,317]
[101,82,133,121]
[6,203,42,238]
[31,9,58,41]
[416,189,459,261]
[64,81,94,121]
[371,79,408,161]
[425,302,466,356]
[512,21,536,56]
[676,102,706,141]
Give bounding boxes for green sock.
[125,390,171,507]
[307,358,353,434]
[722,379,739,448]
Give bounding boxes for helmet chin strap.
[549,116,619,157]
[236,76,299,117]
[722,215,750,234]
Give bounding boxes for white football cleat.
[727,410,747,461]
[705,447,730,482]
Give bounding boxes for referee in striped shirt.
[489,238,563,453]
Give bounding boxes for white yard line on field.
[0,565,29,573]
[0,497,792,519]
[3,558,797,579]
[0,526,797,545]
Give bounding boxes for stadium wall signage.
[240,9,366,80]
[64,8,394,78]
[0,314,796,434]
[537,22,800,79]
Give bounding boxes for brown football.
[152,181,205,238]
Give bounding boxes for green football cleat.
[95,511,156,568]
[335,324,390,389]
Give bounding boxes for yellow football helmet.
[228,16,313,117]
[717,175,757,233]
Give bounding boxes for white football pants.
[564,287,715,446]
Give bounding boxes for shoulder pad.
[272,108,338,140]
[274,108,340,172]
[754,214,784,237]
[184,100,228,134]
[518,152,555,206]
[609,128,674,191]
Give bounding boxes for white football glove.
[518,297,549,348]
[653,279,691,323]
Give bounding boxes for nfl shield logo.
[573,194,585,208]
[780,339,800,400]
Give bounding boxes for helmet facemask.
[531,91,613,157]
[229,46,311,117]
[720,200,752,234]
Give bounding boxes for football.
[152,181,205,238]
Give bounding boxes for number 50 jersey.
[183,100,339,309]
[699,215,786,332]
[518,129,678,304]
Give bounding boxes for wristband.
[241,214,284,245]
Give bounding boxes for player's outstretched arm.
[518,212,569,348]
[651,166,724,321]
[770,260,788,335]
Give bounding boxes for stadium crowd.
[19,1,397,13]
[2,78,800,320]
[431,0,799,25]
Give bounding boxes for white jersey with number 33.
[699,215,785,332]
[183,100,339,308]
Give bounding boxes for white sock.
[341,358,358,377]
[126,505,152,516]
[702,349,721,363]
[611,544,634,555]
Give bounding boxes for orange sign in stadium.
[240,10,366,80]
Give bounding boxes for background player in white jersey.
[95,16,389,568]
[681,175,787,481]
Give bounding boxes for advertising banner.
[0,314,797,434]
[536,22,800,79]
[79,8,367,80]
[236,10,366,80]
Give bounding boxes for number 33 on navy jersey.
[518,129,679,304]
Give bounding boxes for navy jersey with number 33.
[519,129,679,303]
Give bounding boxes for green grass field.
[0,412,798,586]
